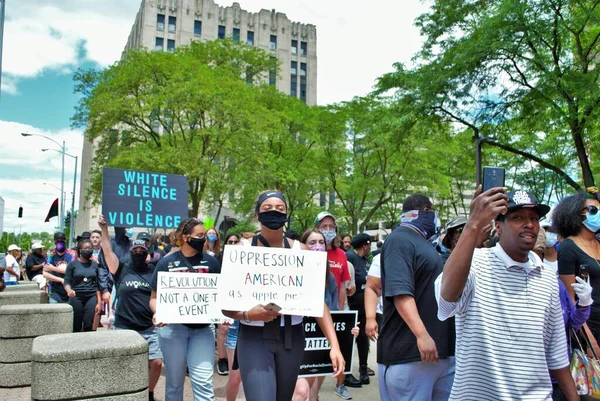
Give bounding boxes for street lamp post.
[43,149,78,248]
[22,133,66,232]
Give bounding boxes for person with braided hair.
[149,218,221,401]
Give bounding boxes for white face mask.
[545,232,558,247]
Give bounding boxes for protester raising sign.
[299,311,357,377]
[218,246,326,317]
[155,272,231,324]
[102,167,188,228]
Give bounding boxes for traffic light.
[18,206,23,218]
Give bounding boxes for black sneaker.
[217,358,229,376]
[344,374,362,388]
[149,390,155,401]
[359,365,370,385]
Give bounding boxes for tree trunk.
[571,124,595,187]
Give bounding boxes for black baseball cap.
[76,232,91,242]
[351,233,372,249]
[503,190,551,219]
[130,239,148,251]
[137,232,151,241]
[54,231,66,241]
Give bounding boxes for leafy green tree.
[72,39,280,217]
[377,0,600,188]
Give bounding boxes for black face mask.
[187,236,206,253]
[131,252,148,269]
[79,249,93,260]
[258,210,287,230]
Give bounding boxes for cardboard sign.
[102,167,188,228]
[219,246,326,317]
[299,311,358,377]
[156,272,231,324]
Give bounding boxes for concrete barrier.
[3,282,40,292]
[0,304,72,388]
[0,290,48,306]
[31,330,149,400]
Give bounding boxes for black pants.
[349,291,369,366]
[237,323,305,401]
[69,292,96,332]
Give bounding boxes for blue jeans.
[378,357,455,401]
[158,324,215,401]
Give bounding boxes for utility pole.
[0,0,6,103]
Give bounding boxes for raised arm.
[98,215,119,274]
[441,186,507,302]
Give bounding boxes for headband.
[255,191,287,213]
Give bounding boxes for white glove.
[572,276,593,307]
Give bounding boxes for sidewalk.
[0,340,380,401]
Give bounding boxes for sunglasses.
[583,205,599,215]
[227,240,240,245]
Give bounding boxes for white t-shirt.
[543,258,558,274]
[366,254,383,314]
[3,254,19,283]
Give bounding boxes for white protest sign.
[156,272,231,324]
[218,245,326,317]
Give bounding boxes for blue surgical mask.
[321,230,336,244]
[207,234,218,243]
[437,241,449,254]
[545,232,558,248]
[583,211,600,233]
[125,229,133,238]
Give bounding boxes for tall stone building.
[75,0,318,235]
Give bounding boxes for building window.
[270,35,277,50]
[291,39,297,55]
[300,63,307,102]
[300,41,307,56]
[291,61,297,76]
[168,16,176,32]
[167,39,175,52]
[233,28,240,42]
[329,191,335,206]
[319,192,326,208]
[247,31,254,45]
[246,72,253,84]
[218,25,226,39]
[290,74,298,97]
[157,14,165,30]
[194,20,202,36]
[155,37,164,51]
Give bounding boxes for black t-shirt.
[378,226,451,365]
[151,251,221,329]
[114,262,155,331]
[558,238,600,325]
[48,251,75,302]
[25,253,45,280]
[64,260,100,295]
[346,250,370,294]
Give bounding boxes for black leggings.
[349,292,370,366]
[69,292,97,332]
[237,323,305,401]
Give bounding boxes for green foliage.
[378,0,600,189]
[225,218,257,237]
[0,232,54,253]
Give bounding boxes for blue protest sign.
[102,167,188,228]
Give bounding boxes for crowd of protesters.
[2,185,600,401]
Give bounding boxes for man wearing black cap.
[138,232,165,262]
[437,189,578,400]
[346,232,373,384]
[43,232,77,303]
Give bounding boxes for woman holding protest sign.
[97,215,162,401]
[222,190,345,401]
[149,217,221,401]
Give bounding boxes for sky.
[0,0,430,236]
